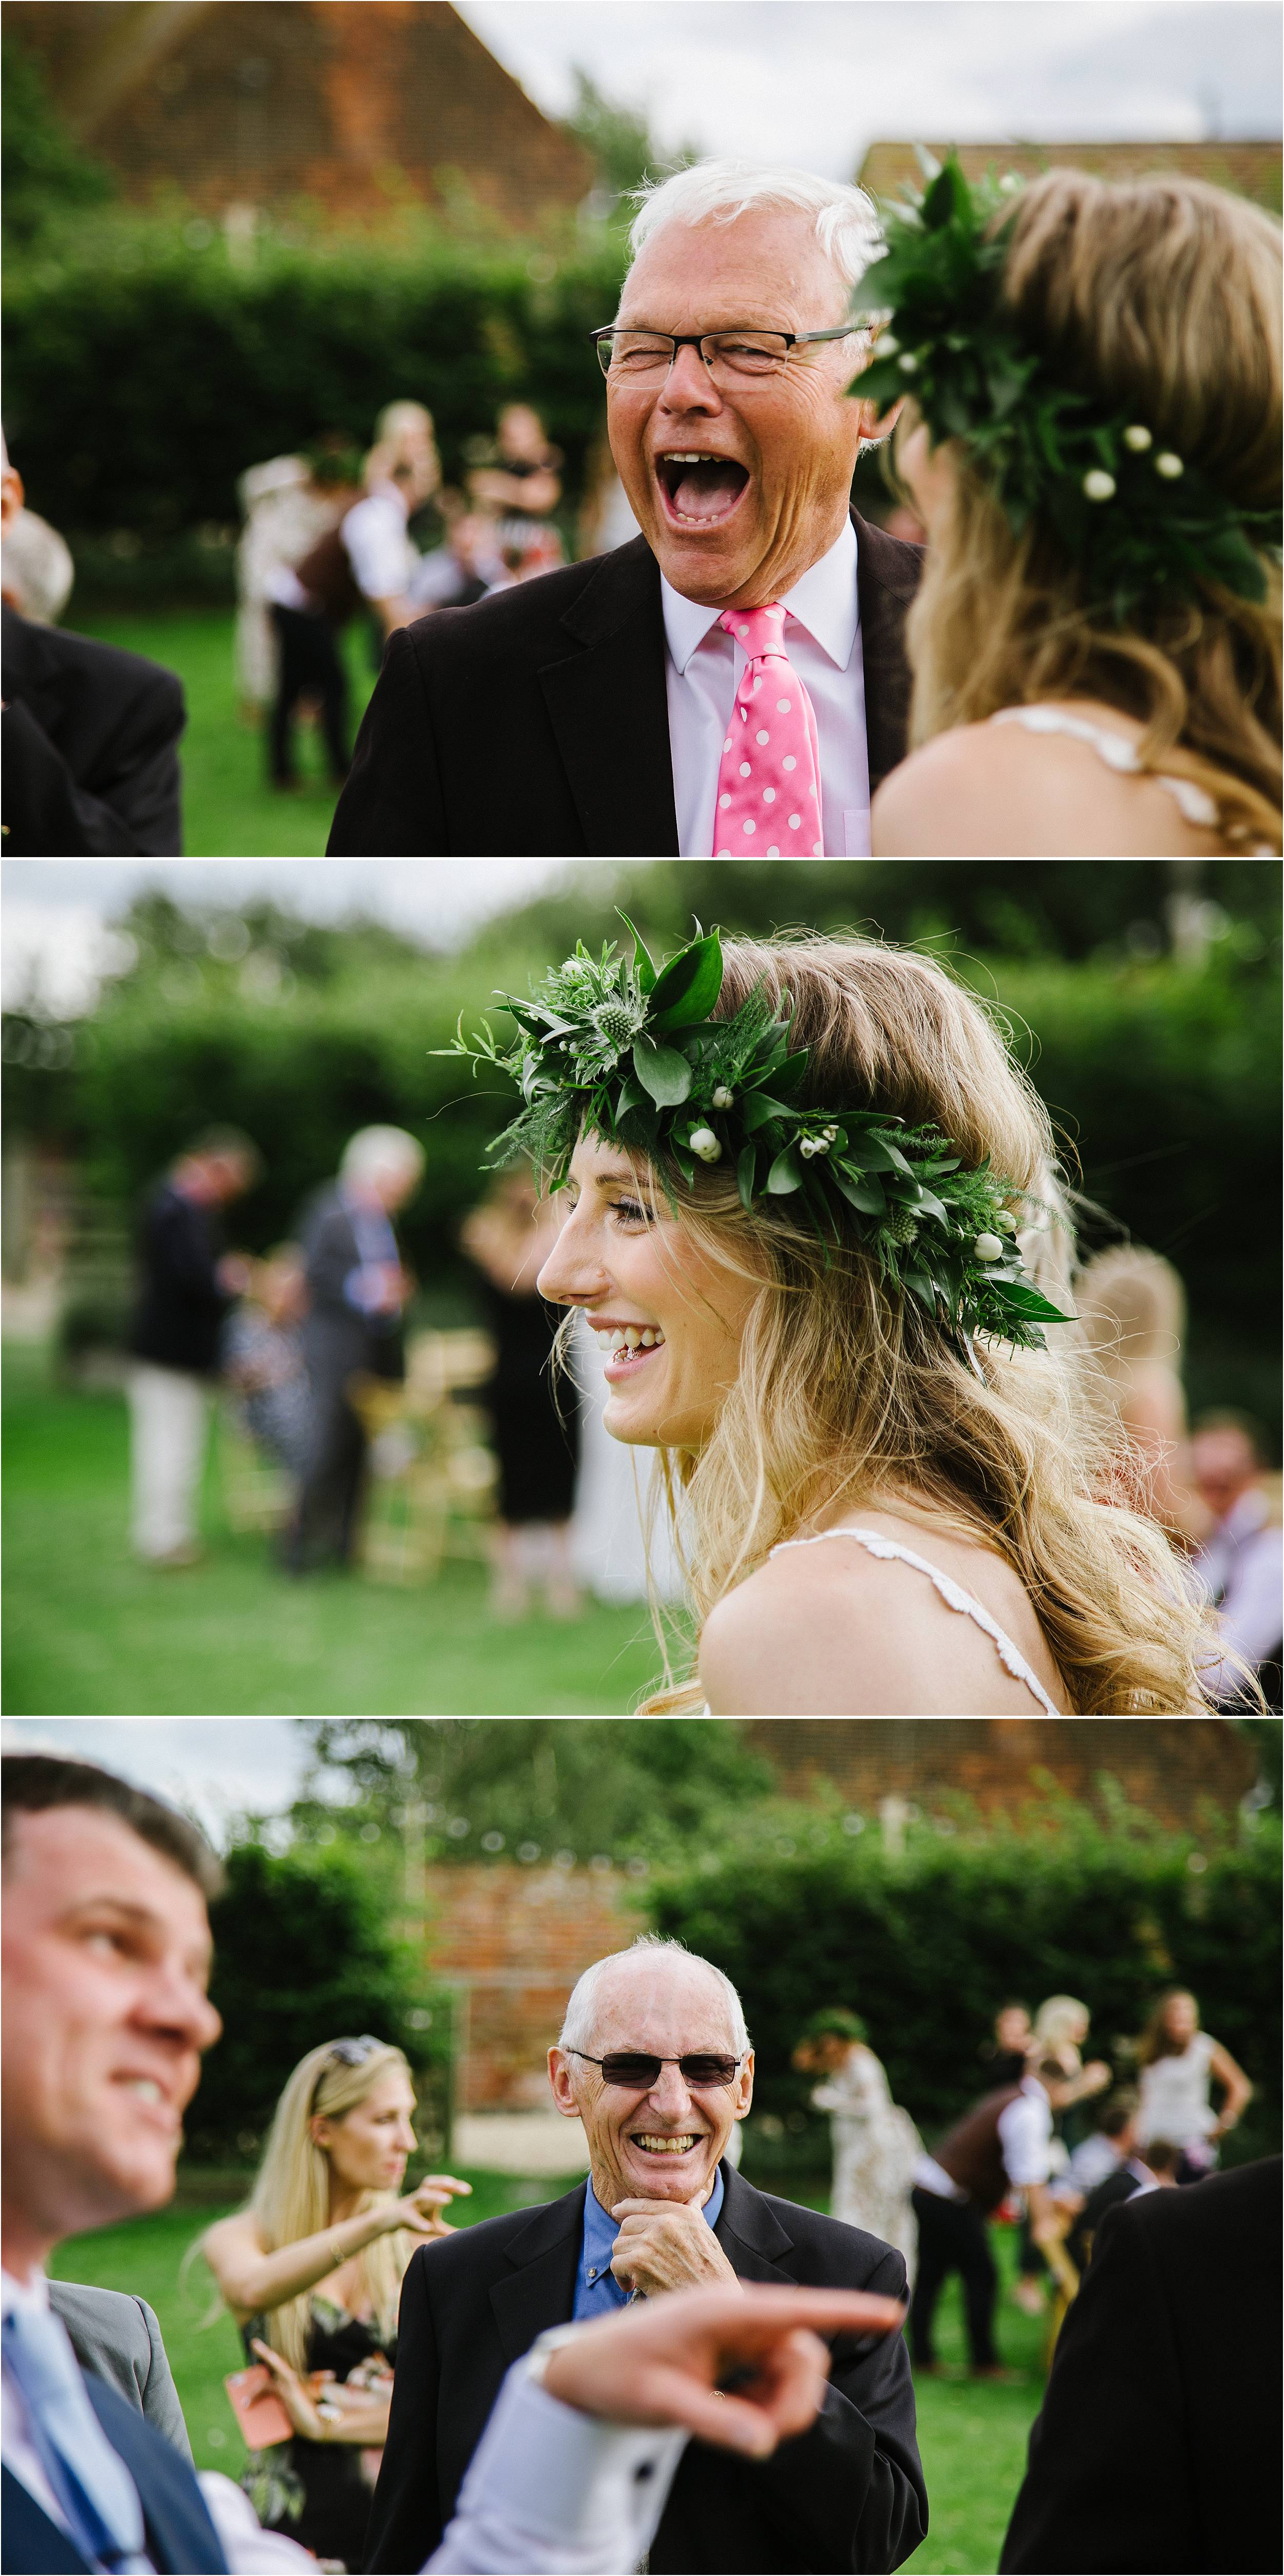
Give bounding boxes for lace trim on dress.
[767,1524,1063,1715]
[990,705,1220,829]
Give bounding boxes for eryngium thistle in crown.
[438,918,1074,1353]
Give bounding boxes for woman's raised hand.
[386,2173,473,2238]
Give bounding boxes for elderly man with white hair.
[329,160,920,858]
[284,1124,425,1574]
[367,1935,927,2575]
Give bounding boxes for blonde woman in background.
[871,169,1281,857]
[1076,1246,1211,1546]
[533,933,1224,1714]
[201,2037,469,2572]
[1135,1987,1253,2182]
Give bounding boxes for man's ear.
[547,2048,582,2118]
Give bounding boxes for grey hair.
[339,1125,425,1190]
[628,158,882,297]
[559,1933,750,2056]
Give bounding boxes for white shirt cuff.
[425,2358,688,2574]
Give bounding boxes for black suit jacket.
[365,2162,926,2574]
[0,2368,225,2573]
[2,604,185,856]
[128,1183,233,1375]
[299,1187,406,1389]
[1000,2157,1282,2574]
[327,513,922,857]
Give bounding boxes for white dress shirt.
[341,483,414,601]
[662,516,871,858]
[1193,1485,1283,1701]
[428,2355,687,2575]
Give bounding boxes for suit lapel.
[538,539,678,855]
[488,2183,586,2365]
[714,2163,800,2286]
[854,509,923,791]
[0,2466,92,2574]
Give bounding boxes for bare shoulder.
[698,1539,932,1716]
[871,709,1221,857]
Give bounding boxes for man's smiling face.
[549,1953,753,2211]
[607,204,868,610]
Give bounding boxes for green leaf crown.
[439,920,1073,1355]
[851,152,1281,625]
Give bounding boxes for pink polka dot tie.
[712,603,823,857]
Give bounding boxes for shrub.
[648,1805,1282,2177]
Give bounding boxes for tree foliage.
[1,36,114,255]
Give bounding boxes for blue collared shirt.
[573,2164,726,2320]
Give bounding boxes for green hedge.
[3,220,625,541]
[647,1805,1282,2177]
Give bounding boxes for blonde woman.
[1076,1246,1211,1546]
[451,921,1227,1716]
[1135,1987,1254,2180]
[201,2036,468,2572]
[862,162,1280,858]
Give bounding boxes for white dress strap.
[768,1525,1062,1715]
[990,705,1220,829]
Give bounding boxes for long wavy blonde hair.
[899,168,1282,853]
[206,2040,415,2372]
[610,936,1219,1715]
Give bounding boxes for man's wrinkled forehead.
[587,1958,738,2050]
[618,207,848,330]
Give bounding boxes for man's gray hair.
[339,1125,425,1190]
[559,1933,750,2056]
[628,158,882,295]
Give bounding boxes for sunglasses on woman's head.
[567,2048,746,2090]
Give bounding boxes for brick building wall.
[741,1719,1256,1832]
[857,140,1282,215]
[11,1,593,232]
[426,1861,639,2112]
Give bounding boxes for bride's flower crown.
[851,151,1281,623]
[440,920,1073,1355]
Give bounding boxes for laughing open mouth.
[632,2132,701,2154]
[656,454,750,525]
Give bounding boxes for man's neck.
[1,2216,55,2286]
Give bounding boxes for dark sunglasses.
[567,2048,746,2091]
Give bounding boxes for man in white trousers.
[125,1129,259,1566]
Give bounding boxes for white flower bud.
[898,352,919,374]
[994,1209,1018,1235]
[822,1125,839,1142]
[799,1138,818,1160]
[877,331,900,357]
[1155,450,1184,479]
[1123,425,1153,452]
[974,1233,1004,1261]
[689,1128,722,1163]
[711,1085,734,1110]
[1083,469,1116,502]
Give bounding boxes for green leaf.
[737,1145,758,1213]
[770,1050,810,1096]
[614,1078,647,1119]
[765,1148,803,1195]
[631,1034,692,1108]
[832,1165,885,1216]
[616,911,656,994]
[986,1278,1076,1325]
[648,932,725,1033]
[740,1092,796,1132]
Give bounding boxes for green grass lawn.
[1,1343,662,1715]
[68,609,379,857]
[51,2172,1044,2574]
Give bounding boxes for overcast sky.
[1,1719,315,1844]
[2,860,568,1017]
[461,1,1281,177]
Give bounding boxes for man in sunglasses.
[328,158,921,860]
[367,1934,926,2575]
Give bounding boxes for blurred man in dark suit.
[47,2282,193,2461]
[2,442,186,856]
[127,1130,260,1566]
[286,1124,425,1573]
[1002,2157,1281,2574]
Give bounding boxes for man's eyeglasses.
[591,326,858,387]
[567,2048,746,2090]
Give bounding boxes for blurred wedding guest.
[910,2053,1080,2377]
[461,1170,581,1619]
[1,487,74,625]
[286,1127,423,1574]
[1000,2157,1281,2573]
[1135,1987,1253,2182]
[1065,2088,1143,2195]
[263,449,364,791]
[980,2002,1032,2088]
[2,437,185,857]
[577,434,641,557]
[234,453,338,715]
[45,2279,193,2460]
[792,2010,921,2280]
[341,442,440,642]
[408,510,505,611]
[126,1129,260,1567]
[1064,2133,1179,2279]
[220,1245,313,1478]
[1076,1246,1211,1544]
[1190,1411,1283,1709]
[467,402,562,545]
[200,2040,470,2572]
[1030,1997,1111,2118]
